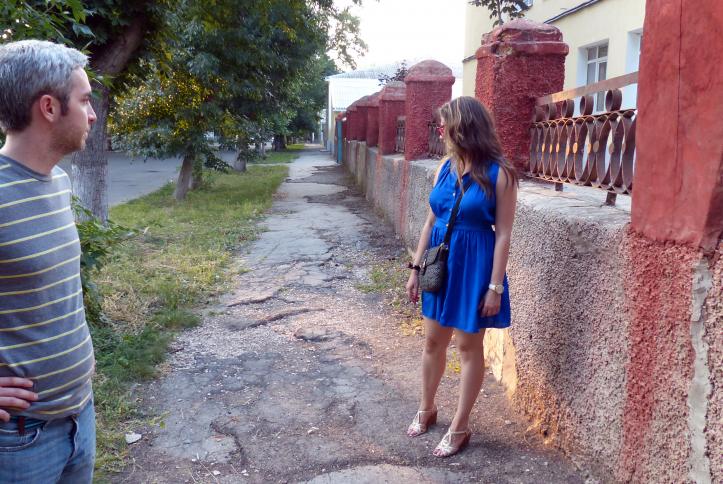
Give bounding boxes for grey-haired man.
[0,40,97,483]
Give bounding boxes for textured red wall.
[475,20,567,172]
[620,230,699,482]
[404,60,454,161]
[631,0,723,252]
[365,92,381,147]
[378,81,406,156]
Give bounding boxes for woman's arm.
[480,168,517,317]
[406,161,445,303]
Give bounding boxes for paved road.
[59,151,239,207]
[116,149,584,483]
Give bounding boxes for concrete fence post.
[475,19,568,172]
[404,60,455,161]
[377,81,406,156]
[365,92,381,147]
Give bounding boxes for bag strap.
[442,178,473,247]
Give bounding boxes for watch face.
[494,285,504,294]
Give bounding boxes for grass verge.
[253,143,305,164]
[90,166,288,480]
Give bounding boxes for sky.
[335,0,467,71]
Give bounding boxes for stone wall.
[343,140,721,482]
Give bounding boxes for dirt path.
[116,150,584,483]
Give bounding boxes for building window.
[586,43,608,111]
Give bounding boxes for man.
[0,40,97,483]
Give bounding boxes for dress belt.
[434,221,493,232]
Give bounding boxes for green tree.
[1,0,171,221]
[112,0,365,199]
[469,0,529,26]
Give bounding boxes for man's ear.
[37,94,60,122]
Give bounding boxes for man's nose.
[88,105,97,124]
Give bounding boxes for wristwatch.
[488,283,504,295]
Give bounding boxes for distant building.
[325,62,463,152]
[463,0,645,108]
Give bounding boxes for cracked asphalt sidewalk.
[116,148,585,483]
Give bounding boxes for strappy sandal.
[433,428,471,457]
[406,407,438,437]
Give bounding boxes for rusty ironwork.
[528,72,638,203]
[395,116,406,153]
[428,120,444,159]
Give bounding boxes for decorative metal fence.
[395,116,406,153]
[428,120,444,159]
[528,72,638,205]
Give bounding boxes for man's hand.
[0,377,37,422]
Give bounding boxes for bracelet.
[407,262,421,272]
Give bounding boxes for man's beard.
[51,126,87,155]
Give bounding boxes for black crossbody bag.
[419,179,472,293]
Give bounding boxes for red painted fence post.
[475,19,568,172]
[346,101,359,141]
[355,95,371,142]
[365,92,381,148]
[631,0,723,251]
[377,81,406,156]
[404,60,455,161]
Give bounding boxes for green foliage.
[71,197,135,324]
[111,0,365,182]
[469,0,529,26]
[378,60,409,86]
[0,1,92,45]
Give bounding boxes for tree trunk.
[233,153,247,172]
[255,142,266,158]
[71,84,110,221]
[71,18,148,221]
[273,134,286,152]
[174,152,194,200]
[190,158,203,190]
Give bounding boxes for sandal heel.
[407,407,438,437]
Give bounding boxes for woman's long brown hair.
[438,96,518,197]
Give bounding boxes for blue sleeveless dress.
[421,159,511,333]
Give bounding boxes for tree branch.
[91,18,148,76]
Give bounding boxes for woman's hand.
[479,289,501,317]
[406,271,420,304]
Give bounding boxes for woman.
[405,96,518,458]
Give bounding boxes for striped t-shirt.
[0,155,94,420]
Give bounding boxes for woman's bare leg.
[420,317,454,411]
[449,328,486,432]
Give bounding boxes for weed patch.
[356,253,424,336]
[90,166,287,478]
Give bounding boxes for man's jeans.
[0,401,95,484]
